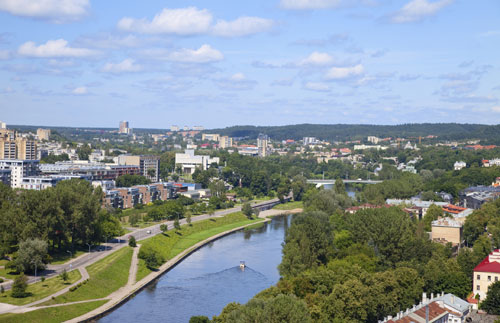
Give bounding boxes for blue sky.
[0,0,499,129]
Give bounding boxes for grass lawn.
[272,201,303,210]
[41,247,133,305]
[0,300,108,323]
[0,270,81,306]
[135,212,263,281]
[49,250,86,265]
[0,267,19,280]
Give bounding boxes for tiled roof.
[474,249,500,273]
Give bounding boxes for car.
[146,230,151,234]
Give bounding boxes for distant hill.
[206,123,500,143]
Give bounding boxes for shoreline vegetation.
[0,210,269,323]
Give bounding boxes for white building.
[257,134,269,157]
[454,161,466,171]
[354,144,388,151]
[0,159,39,188]
[367,136,380,144]
[175,150,220,174]
[303,137,317,145]
[0,121,6,129]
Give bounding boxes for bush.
[11,273,28,298]
[138,245,164,270]
[0,278,4,283]
[189,316,210,323]
[59,269,69,282]
[128,236,137,248]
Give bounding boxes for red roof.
[443,204,467,214]
[474,249,500,273]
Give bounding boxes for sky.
[0,0,499,129]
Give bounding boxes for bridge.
[307,179,383,186]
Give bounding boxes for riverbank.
[67,217,269,322]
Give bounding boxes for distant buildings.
[175,149,219,174]
[192,126,204,131]
[257,134,269,157]
[118,155,160,182]
[0,129,37,160]
[37,128,51,141]
[482,159,500,167]
[459,186,500,209]
[171,125,180,132]
[0,121,6,129]
[202,133,220,141]
[367,136,380,144]
[354,144,388,151]
[302,137,318,145]
[118,121,132,135]
[218,136,233,149]
[0,159,40,188]
[473,249,500,303]
[454,161,466,171]
[431,218,463,245]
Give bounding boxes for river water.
[99,215,293,323]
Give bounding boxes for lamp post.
[31,259,38,277]
[86,243,91,253]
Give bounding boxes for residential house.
[473,249,500,303]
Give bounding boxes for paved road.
[0,198,282,290]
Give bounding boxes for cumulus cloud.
[212,16,274,37]
[280,0,343,10]
[300,52,335,66]
[391,0,454,23]
[117,7,213,35]
[72,86,87,95]
[0,0,89,23]
[216,73,257,91]
[18,39,97,58]
[325,64,364,80]
[102,59,142,74]
[304,82,330,92]
[168,44,223,63]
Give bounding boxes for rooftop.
[474,249,500,273]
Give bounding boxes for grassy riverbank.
[0,270,81,306]
[272,201,303,210]
[42,247,133,305]
[136,212,263,281]
[0,300,108,323]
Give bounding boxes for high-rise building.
[171,125,180,132]
[0,159,40,188]
[37,128,51,141]
[219,136,233,149]
[257,134,269,157]
[119,121,131,134]
[0,129,37,160]
[0,121,6,129]
[202,133,220,141]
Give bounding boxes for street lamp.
[66,250,72,259]
[31,259,38,277]
[86,243,91,253]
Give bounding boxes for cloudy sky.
[0,0,499,128]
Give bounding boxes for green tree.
[174,218,181,231]
[186,212,192,226]
[422,205,443,231]
[13,238,48,274]
[116,175,151,187]
[160,224,168,233]
[138,245,164,270]
[334,178,346,195]
[189,316,210,323]
[11,273,28,298]
[481,281,500,315]
[59,269,69,282]
[242,202,253,218]
[128,236,137,247]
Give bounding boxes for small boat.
[239,261,246,270]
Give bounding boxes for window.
[477,274,481,280]
[496,276,499,282]
[488,276,492,282]
[477,285,480,291]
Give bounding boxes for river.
[99,215,293,323]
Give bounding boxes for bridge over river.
[307,179,383,186]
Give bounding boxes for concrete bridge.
[307,179,383,186]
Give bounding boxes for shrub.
[138,245,164,270]
[128,236,137,248]
[11,273,28,298]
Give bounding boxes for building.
[459,186,500,209]
[0,159,40,188]
[367,136,380,144]
[454,161,466,171]
[257,134,269,157]
[175,150,219,174]
[192,126,204,131]
[202,133,220,141]
[303,137,317,145]
[219,136,233,149]
[119,155,160,182]
[40,162,140,181]
[118,121,131,135]
[473,249,500,302]
[354,144,388,151]
[431,218,463,245]
[37,128,51,141]
[171,125,180,132]
[0,121,6,129]
[20,175,88,190]
[0,129,37,160]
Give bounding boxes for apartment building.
[257,134,269,157]
[118,155,160,182]
[202,133,220,141]
[119,121,131,135]
[37,128,51,141]
[473,249,500,302]
[0,159,40,188]
[0,169,11,186]
[0,129,37,160]
[219,136,233,149]
[175,150,219,174]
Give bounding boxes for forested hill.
[207,123,500,142]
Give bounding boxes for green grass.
[49,250,86,265]
[135,212,263,281]
[0,267,19,280]
[0,300,108,323]
[41,247,133,305]
[272,201,303,210]
[0,270,81,305]
[0,259,9,267]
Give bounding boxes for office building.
[257,134,269,157]
[119,155,160,182]
[118,121,132,135]
[175,150,220,174]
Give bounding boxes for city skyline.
[0,0,499,128]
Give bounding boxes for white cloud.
[391,0,454,23]
[117,7,213,35]
[217,73,257,91]
[102,59,142,74]
[492,106,500,113]
[325,64,364,80]
[300,52,335,66]
[18,39,97,58]
[168,44,223,63]
[0,0,89,22]
[212,16,274,37]
[280,0,343,9]
[72,86,87,95]
[304,82,330,92]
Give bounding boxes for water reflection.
[99,215,292,323]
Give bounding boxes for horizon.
[0,1,499,127]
